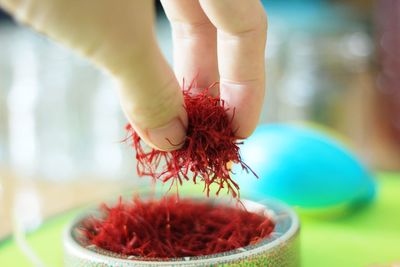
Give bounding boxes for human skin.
[0,0,267,151]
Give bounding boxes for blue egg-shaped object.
[234,124,376,208]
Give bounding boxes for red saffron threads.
[125,83,257,198]
[81,197,275,258]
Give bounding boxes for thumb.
[0,0,188,151]
[116,44,188,151]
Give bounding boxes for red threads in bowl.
[80,197,275,259]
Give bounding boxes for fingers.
[199,0,267,138]
[101,2,188,152]
[0,0,188,151]
[116,40,188,152]
[160,0,218,90]
[0,0,23,14]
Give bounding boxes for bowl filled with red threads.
[63,195,300,267]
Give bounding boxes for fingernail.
[146,117,186,151]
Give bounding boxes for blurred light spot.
[92,78,122,178]
[7,41,39,173]
[346,32,372,58]
[13,188,42,232]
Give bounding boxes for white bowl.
[63,198,300,267]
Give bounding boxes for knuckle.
[172,20,215,39]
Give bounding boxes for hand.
[0,0,267,151]
[161,0,267,139]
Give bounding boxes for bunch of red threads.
[81,197,275,258]
[125,82,256,198]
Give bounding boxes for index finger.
[199,0,267,138]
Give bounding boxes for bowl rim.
[64,198,299,265]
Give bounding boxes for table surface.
[0,172,399,267]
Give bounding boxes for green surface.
[0,173,399,267]
[300,172,400,267]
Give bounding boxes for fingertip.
[233,120,257,139]
[146,115,188,152]
[229,109,259,139]
[220,80,264,140]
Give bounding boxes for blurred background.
[0,0,399,240]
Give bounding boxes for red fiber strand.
[80,197,275,259]
[124,83,257,198]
